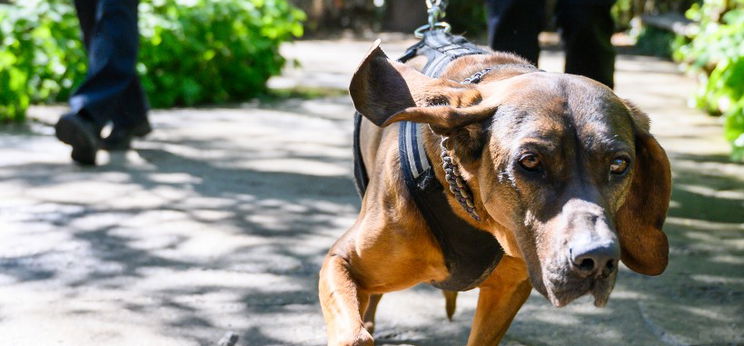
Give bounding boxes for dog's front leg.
[362,294,382,334]
[467,256,532,345]
[319,254,374,346]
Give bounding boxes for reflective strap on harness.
[396,30,504,292]
[401,29,489,180]
[401,121,430,179]
[352,30,505,292]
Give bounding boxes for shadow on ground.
[1,39,743,345]
[0,109,360,345]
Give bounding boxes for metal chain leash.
[415,1,479,221]
[426,0,448,28]
[440,137,481,221]
[435,67,502,222]
[414,0,451,38]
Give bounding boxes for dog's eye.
[609,157,630,175]
[519,153,542,172]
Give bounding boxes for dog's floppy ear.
[349,40,426,126]
[382,104,494,134]
[350,40,488,130]
[616,103,672,276]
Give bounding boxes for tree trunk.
[382,0,428,32]
[289,0,376,34]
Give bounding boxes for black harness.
[353,30,504,291]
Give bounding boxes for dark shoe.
[101,120,152,151]
[55,112,101,165]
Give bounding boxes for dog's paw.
[363,320,376,334]
[334,329,374,346]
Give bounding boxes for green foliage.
[0,0,305,122]
[613,0,701,30]
[446,2,487,37]
[138,0,305,107]
[633,26,676,58]
[0,1,86,122]
[612,0,634,30]
[673,0,744,160]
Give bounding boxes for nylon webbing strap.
[420,30,488,77]
[352,30,504,291]
[352,111,367,197]
[396,31,503,291]
[354,29,487,193]
[402,30,488,180]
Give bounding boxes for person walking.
[55,0,151,165]
[485,0,616,89]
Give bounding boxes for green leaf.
[1,0,305,121]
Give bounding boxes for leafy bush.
[446,2,487,36]
[612,0,699,31]
[0,0,305,122]
[139,0,305,107]
[673,0,744,160]
[633,26,677,58]
[0,1,86,121]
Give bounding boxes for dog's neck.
[417,54,537,254]
[438,52,536,85]
[421,117,527,256]
[422,125,486,223]
[438,136,481,221]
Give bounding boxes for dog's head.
[350,42,671,307]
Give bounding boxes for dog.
[318,39,671,345]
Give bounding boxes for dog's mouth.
[538,264,618,308]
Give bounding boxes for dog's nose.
[570,242,620,277]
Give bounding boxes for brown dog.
[319,40,671,345]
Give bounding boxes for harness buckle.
[415,0,451,38]
[414,22,452,38]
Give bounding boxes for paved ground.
[1,37,743,345]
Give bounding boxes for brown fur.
[319,41,672,345]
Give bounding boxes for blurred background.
[0,0,742,345]
[1,0,743,159]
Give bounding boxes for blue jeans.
[485,0,616,88]
[70,0,149,128]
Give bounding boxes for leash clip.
[414,22,451,38]
[414,0,451,38]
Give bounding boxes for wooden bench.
[641,13,698,37]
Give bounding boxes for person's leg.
[59,0,148,162]
[73,0,97,51]
[556,0,616,88]
[100,74,151,150]
[69,0,148,129]
[55,0,102,165]
[485,0,546,65]
[116,75,149,130]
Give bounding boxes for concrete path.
[1,37,742,345]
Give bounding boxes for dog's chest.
[353,30,505,291]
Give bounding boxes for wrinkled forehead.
[488,72,636,148]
